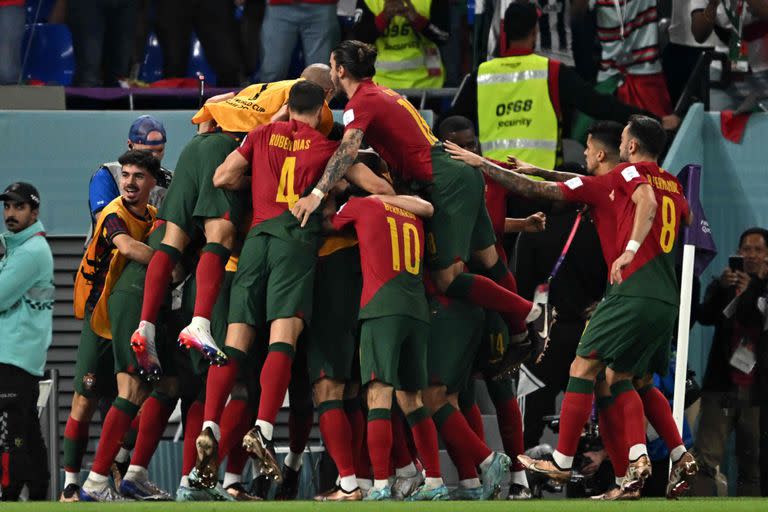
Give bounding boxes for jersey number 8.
[659,196,676,254]
[386,217,421,275]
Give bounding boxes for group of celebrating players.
[62,39,699,503]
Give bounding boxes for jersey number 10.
[276,156,300,209]
[386,217,421,275]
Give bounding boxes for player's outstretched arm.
[345,162,395,195]
[213,149,250,190]
[609,183,657,285]
[506,156,581,182]
[373,194,434,218]
[444,141,564,201]
[505,212,546,233]
[112,233,154,264]
[292,128,364,227]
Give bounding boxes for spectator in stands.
[258,0,340,82]
[154,0,243,87]
[691,227,768,496]
[0,0,24,84]
[449,3,676,171]
[0,182,54,501]
[538,0,567,51]
[663,0,719,106]
[570,0,673,139]
[87,115,172,242]
[350,0,449,89]
[67,0,138,86]
[692,0,768,109]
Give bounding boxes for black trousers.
[154,0,243,86]
[0,364,49,501]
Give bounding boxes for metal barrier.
[37,369,59,500]
[393,87,459,110]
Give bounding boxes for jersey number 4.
[386,217,421,275]
[276,156,300,209]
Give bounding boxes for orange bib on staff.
[191,78,334,136]
[74,197,156,339]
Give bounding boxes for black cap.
[0,182,40,208]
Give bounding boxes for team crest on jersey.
[83,373,96,391]
[621,165,640,182]
[343,109,355,126]
[565,177,583,190]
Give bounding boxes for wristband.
[626,240,641,253]
[310,188,325,200]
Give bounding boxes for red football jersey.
[238,119,339,227]
[331,196,429,321]
[557,161,690,303]
[484,159,512,239]
[343,79,437,182]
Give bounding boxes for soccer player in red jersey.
[290,40,555,354]
[446,115,695,496]
[330,193,451,501]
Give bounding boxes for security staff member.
[351,0,449,89]
[450,3,679,168]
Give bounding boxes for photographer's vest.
[477,54,559,168]
[74,197,156,339]
[365,0,444,89]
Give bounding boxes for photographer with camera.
[691,227,768,496]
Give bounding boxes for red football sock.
[130,412,141,432]
[193,244,229,319]
[345,399,365,465]
[91,398,139,476]
[367,409,392,481]
[495,397,525,471]
[183,401,204,475]
[257,343,294,425]
[407,408,441,478]
[225,442,249,475]
[611,381,647,456]
[556,377,594,461]
[391,410,413,469]
[446,273,533,327]
[130,395,174,468]
[63,416,90,472]
[319,401,356,477]
[433,404,491,465]
[639,385,684,450]
[204,356,241,423]
[356,427,372,479]
[598,397,628,477]
[218,398,251,462]
[140,247,178,323]
[461,403,486,442]
[289,411,313,455]
[444,438,479,480]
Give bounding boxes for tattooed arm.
[291,128,364,227]
[443,140,565,201]
[506,156,581,183]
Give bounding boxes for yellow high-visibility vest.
[477,54,559,168]
[365,0,444,89]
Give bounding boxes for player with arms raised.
[446,115,694,495]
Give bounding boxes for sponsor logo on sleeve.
[621,165,640,182]
[343,109,355,126]
[565,177,583,190]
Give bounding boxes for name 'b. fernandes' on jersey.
[238,119,339,241]
[556,161,689,305]
[343,79,438,182]
[330,196,429,322]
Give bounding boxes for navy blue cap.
[128,115,167,146]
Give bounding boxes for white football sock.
[339,475,358,492]
[284,450,303,471]
[255,420,273,441]
[201,421,220,441]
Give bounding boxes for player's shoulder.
[608,162,647,183]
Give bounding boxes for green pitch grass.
[1,499,766,511]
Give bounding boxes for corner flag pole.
[672,243,695,436]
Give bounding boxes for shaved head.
[301,64,334,100]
